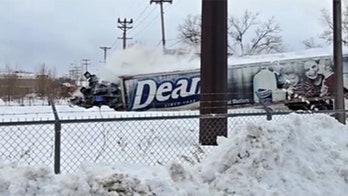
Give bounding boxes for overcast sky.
[0,0,331,76]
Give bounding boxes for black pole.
[50,98,61,174]
[333,0,346,123]
[199,0,228,145]
[123,30,127,49]
[160,2,166,49]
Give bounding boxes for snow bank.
[1,113,348,195]
[0,162,156,195]
[192,113,348,195]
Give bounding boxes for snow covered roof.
[0,70,35,79]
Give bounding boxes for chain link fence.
[0,107,346,174]
[0,122,54,167]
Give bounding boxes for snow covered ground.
[1,106,348,195]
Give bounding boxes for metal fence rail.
[0,109,346,174]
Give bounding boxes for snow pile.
[191,113,348,195]
[0,163,156,195]
[1,113,348,195]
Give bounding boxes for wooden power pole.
[100,46,111,63]
[150,0,172,50]
[81,59,90,73]
[117,18,133,49]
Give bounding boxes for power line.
[133,4,152,24]
[117,18,133,49]
[99,47,112,63]
[167,38,182,48]
[129,6,157,34]
[150,0,173,50]
[110,1,173,51]
[162,0,180,14]
[130,13,160,39]
[81,59,90,73]
[110,38,119,48]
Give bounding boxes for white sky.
[0,0,331,76]
[1,105,348,195]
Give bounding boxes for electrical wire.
[130,12,161,39]
[109,0,178,51]
[133,4,152,24]
[167,38,182,48]
[128,6,158,34]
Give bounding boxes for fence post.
[50,98,61,174]
[257,95,273,120]
[265,108,272,121]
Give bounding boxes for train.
[70,48,348,111]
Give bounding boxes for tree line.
[0,64,76,104]
[177,6,347,56]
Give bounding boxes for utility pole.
[333,0,346,123]
[117,18,133,50]
[150,0,172,50]
[81,59,90,73]
[69,63,82,82]
[199,0,228,145]
[100,46,111,63]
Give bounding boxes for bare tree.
[177,14,201,46]
[302,37,323,49]
[36,64,51,98]
[177,10,284,56]
[229,10,284,56]
[1,65,18,103]
[319,6,348,46]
